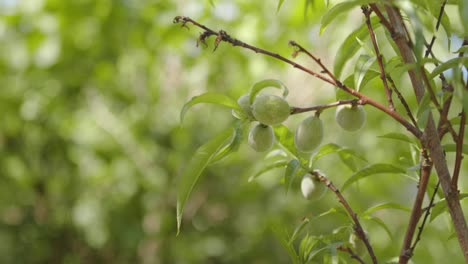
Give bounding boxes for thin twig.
[173,16,423,139]
[337,245,366,264]
[363,6,395,111]
[410,181,440,251]
[387,76,418,127]
[312,170,378,264]
[290,99,358,115]
[452,111,466,187]
[173,16,337,86]
[288,41,340,85]
[424,0,447,58]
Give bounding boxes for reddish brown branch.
[399,150,432,262]
[363,6,395,111]
[312,170,378,264]
[387,76,418,127]
[173,15,422,139]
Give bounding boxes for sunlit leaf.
[430,57,468,79]
[460,0,468,36]
[354,55,376,91]
[277,0,285,12]
[180,92,240,123]
[342,164,406,191]
[176,127,236,234]
[321,0,378,34]
[333,16,381,78]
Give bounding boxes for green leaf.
[274,125,300,157]
[312,143,367,166]
[342,164,406,191]
[354,55,377,91]
[289,218,310,244]
[431,193,468,222]
[430,57,468,79]
[320,0,377,34]
[248,160,289,182]
[277,0,285,12]
[284,159,302,195]
[442,144,468,155]
[363,202,411,216]
[211,122,245,163]
[249,79,289,104]
[176,127,236,234]
[299,235,318,263]
[460,0,468,37]
[378,132,417,145]
[363,215,393,240]
[180,92,240,123]
[333,16,381,78]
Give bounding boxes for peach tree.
[174,1,468,263]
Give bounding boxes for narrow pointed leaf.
[289,218,310,245]
[430,193,468,222]
[354,55,376,91]
[430,57,468,79]
[378,132,417,145]
[363,202,411,216]
[248,160,289,182]
[284,159,301,195]
[442,144,468,155]
[321,0,378,33]
[342,164,406,191]
[277,0,285,12]
[180,92,240,123]
[363,215,393,240]
[333,16,381,78]
[176,128,235,234]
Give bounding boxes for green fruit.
[248,124,275,152]
[300,174,326,200]
[349,232,367,257]
[252,94,290,126]
[294,115,323,152]
[232,94,254,120]
[335,104,366,132]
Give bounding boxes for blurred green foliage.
[0,0,467,263]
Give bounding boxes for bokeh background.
[0,0,467,263]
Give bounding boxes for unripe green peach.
[252,94,290,126]
[248,123,275,152]
[232,94,254,120]
[349,231,367,257]
[294,115,323,152]
[335,104,366,132]
[300,174,326,200]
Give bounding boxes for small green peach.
[248,123,275,152]
[252,94,290,126]
[335,104,366,132]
